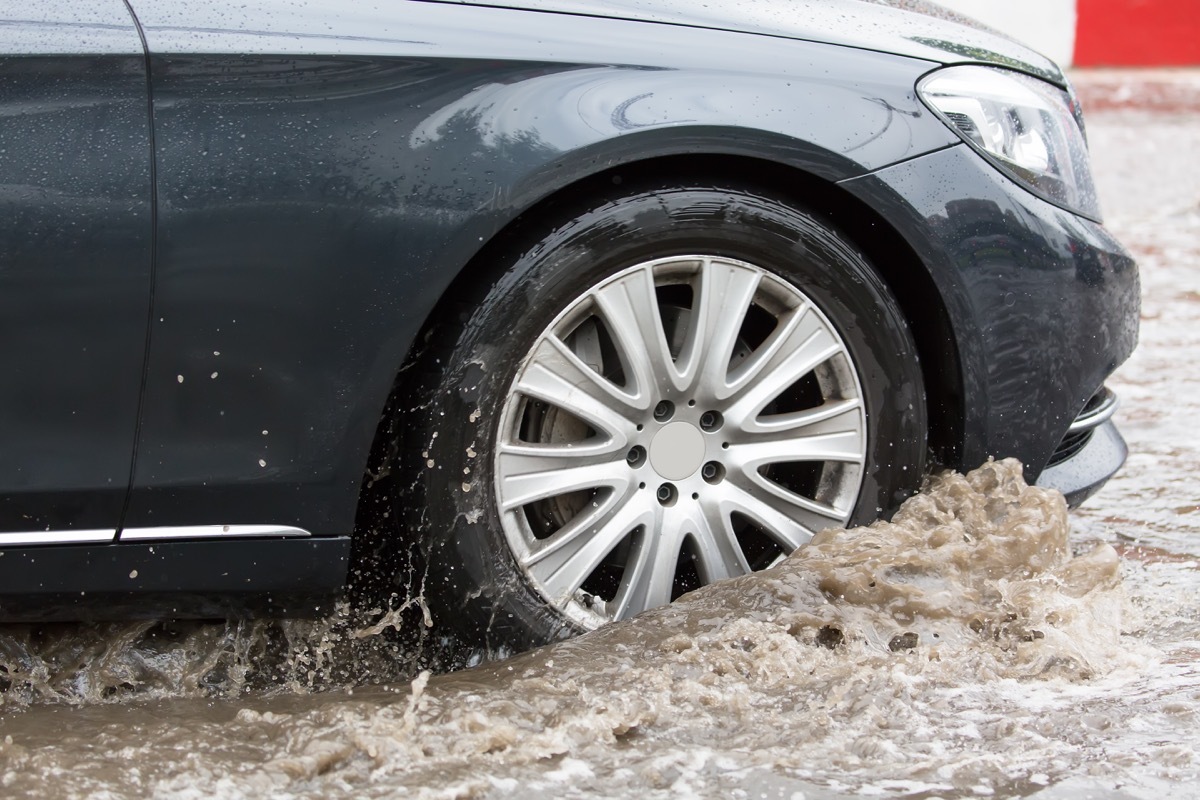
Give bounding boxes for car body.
[0,0,1137,644]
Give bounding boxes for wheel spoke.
[720,477,843,553]
[748,398,862,435]
[720,472,844,554]
[496,443,632,510]
[724,305,841,424]
[610,507,685,620]
[523,488,657,603]
[729,428,865,468]
[676,259,761,397]
[516,335,642,437]
[687,497,751,583]
[591,266,679,396]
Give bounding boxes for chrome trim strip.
[118,525,312,541]
[1067,389,1119,435]
[0,529,117,546]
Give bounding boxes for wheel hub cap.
[648,422,705,480]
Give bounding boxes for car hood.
[434,0,1064,85]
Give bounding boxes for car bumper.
[1037,418,1127,508]
[1036,386,1126,507]
[839,144,1140,488]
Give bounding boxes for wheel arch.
[355,152,965,542]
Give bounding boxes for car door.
[0,0,153,542]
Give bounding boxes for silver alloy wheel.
[494,255,866,630]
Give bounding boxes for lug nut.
[653,400,674,421]
[656,483,677,505]
[701,461,725,484]
[626,446,646,467]
[699,410,723,431]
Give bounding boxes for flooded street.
[2,70,1199,799]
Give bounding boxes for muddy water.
[2,71,1199,799]
[0,461,1153,798]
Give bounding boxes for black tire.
[400,182,927,663]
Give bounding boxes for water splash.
[2,459,1155,799]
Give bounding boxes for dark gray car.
[0,0,1138,658]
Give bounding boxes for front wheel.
[402,184,927,658]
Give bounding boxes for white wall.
[930,0,1078,66]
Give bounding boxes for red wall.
[1075,0,1200,65]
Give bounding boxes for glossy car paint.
[0,0,151,535]
[0,0,1139,615]
[840,145,1140,477]
[121,0,959,537]
[432,0,1065,83]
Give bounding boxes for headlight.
[918,65,1101,221]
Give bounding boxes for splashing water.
[3,458,1168,799]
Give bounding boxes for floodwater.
[1,70,1198,799]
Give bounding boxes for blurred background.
[933,0,1199,67]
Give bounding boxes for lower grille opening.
[1047,428,1094,466]
[1047,386,1118,467]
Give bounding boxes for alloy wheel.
[495,255,866,629]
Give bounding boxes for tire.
[401,182,927,662]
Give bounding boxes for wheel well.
[357,154,963,533]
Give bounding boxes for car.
[0,0,1138,659]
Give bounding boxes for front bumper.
[839,143,1140,490]
[1037,418,1127,508]
[1036,386,1126,507]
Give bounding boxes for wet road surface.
[1,69,1198,799]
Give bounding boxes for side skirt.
[0,536,350,621]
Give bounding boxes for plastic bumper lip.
[1036,420,1128,508]
[1067,386,1118,435]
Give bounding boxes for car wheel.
[402,183,927,661]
